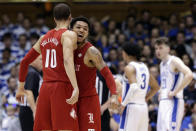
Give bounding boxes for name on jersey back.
[41,38,59,47]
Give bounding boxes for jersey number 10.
[45,49,57,68]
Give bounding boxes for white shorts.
[119,103,148,131]
[157,98,184,131]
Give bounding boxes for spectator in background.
[0,48,16,82]
[16,34,31,62]
[1,14,14,33]
[123,15,136,40]
[0,33,18,61]
[190,40,196,67]
[187,113,196,131]
[175,31,189,57]
[1,104,21,131]
[117,33,126,46]
[182,53,194,70]
[117,60,125,75]
[92,21,105,44]
[106,47,118,70]
[99,34,110,60]
[184,78,196,104]
[10,63,20,80]
[185,15,194,42]
[29,33,40,47]
[1,76,18,106]
[168,13,179,40]
[142,45,153,64]
[31,14,49,36]
[16,12,24,27]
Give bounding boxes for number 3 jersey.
[40,28,71,82]
[160,56,184,99]
[122,61,150,104]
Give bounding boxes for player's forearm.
[64,56,78,89]
[100,66,117,95]
[173,72,193,95]
[145,88,159,101]
[121,83,137,106]
[26,90,36,113]
[18,82,25,89]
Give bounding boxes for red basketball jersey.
[40,28,70,82]
[74,42,97,98]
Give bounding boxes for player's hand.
[109,94,119,110]
[119,105,125,115]
[16,87,26,104]
[66,88,79,105]
[168,91,175,99]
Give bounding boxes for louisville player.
[16,3,79,131]
[70,16,117,131]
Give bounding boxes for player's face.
[72,21,89,43]
[155,44,170,60]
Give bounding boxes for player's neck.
[77,41,87,49]
[55,21,69,30]
[162,54,170,62]
[126,57,137,63]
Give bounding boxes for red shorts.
[34,82,79,131]
[77,95,101,131]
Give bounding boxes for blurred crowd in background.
[1,1,196,131]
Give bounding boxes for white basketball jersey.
[160,56,184,99]
[122,61,150,104]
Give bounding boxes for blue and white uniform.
[157,56,184,131]
[119,61,149,131]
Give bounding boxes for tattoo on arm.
[90,47,103,64]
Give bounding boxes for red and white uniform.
[74,42,101,131]
[34,28,78,131]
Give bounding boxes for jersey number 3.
[140,73,146,89]
[45,49,57,68]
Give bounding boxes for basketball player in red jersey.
[16,3,79,131]
[70,16,117,131]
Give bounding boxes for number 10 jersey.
[40,28,70,83]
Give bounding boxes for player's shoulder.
[87,45,101,56]
[171,56,184,65]
[62,30,77,39]
[39,35,45,40]
[124,64,135,74]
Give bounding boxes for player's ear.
[68,15,72,22]
[54,18,56,23]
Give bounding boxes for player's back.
[159,56,184,99]
[122,61,150,104]
[40,28,70,83]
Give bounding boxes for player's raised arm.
[61,31,79,105]
[145,74,160,101]
[88,46,117,95]
[169,57,193,97]
[16,36,43,103]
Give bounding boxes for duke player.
[154,37,193,131]
[118,43,160,131]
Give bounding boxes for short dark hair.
[122,43,141,60]
[70,16,91,32]
[154,37,170,47]
[2,33,12,41]
[53,3,70,21]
